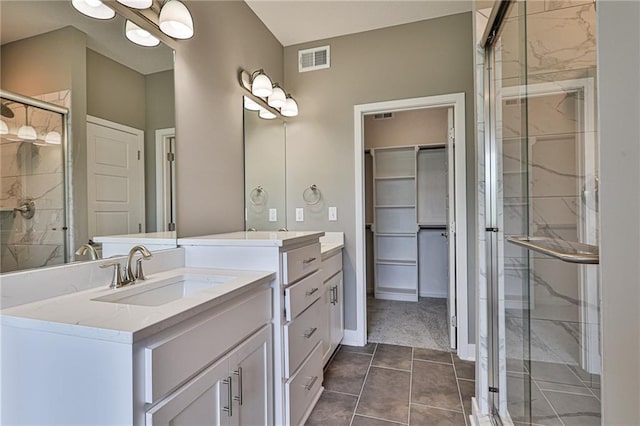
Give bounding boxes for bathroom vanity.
[179,231,342,426]
[1,260,275,425]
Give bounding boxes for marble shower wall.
[0,91,68,272]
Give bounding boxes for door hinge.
[168,222,176,231]
[448,127,455,139]
[138,223,142,232]
[137,150,141,160]
[489,386,499,393]
[167,152,175,162]
[451,315,457,327]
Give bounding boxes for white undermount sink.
[92,274,236,307]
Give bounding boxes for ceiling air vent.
[373,112,394,120]
[298,45,330,73]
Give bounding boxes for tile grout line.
[532,377,566,426]
[412,357,454,366]
[563,363,601,403]
[410,401,465,414]
[538,387,599,399]
[322,388,361,398]
[370,364,412,373]
[352,413,408,425]
[451,352,469,426]
[408,347,413,426]
[348,343,377,426]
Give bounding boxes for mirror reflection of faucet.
[12,197,35,219]
[75,243,100,260]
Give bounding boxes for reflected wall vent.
[298,45,330,72]
[373,112,394,120]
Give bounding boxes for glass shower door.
[486,0,601,424]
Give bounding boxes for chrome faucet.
[75,243,100,260]
[126,245,153,283]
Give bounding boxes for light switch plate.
[269,208,277,222]
[329,206,338,221]
[296,208,304,222]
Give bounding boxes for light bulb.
[125,20,160,47]
[159,0,194,39]
[45,131,62,145]
[281,96,299,117]
[251,71,273,98]
[0,120,8,135]
[259,108,276,120]
[117,0,152,9]
[17,125,37,141]
[71,0,115,20]
[244,96,261,111]
[268,86,286,109]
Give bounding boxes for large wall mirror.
[243,102,286,231]
[0,1,176,273]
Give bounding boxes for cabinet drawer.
[321,251,343,282]
[143,287,271,404]
[285,342,323,426]
[284,299,322,377]
[282,243,321,285]
[285,270,322,321]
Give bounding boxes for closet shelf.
[375,204,416,209]
[375,176,415,180]
[375,232,416,237]
[376,259,417,266]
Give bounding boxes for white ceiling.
[0,1,173,75]
[245,1,473,47]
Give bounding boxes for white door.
[146,355,231,426]
[446,107,457,349]
[87,118,144,239]
[229,325,272,426]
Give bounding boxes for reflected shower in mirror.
[0,0,177,272]
[244,100,286,231]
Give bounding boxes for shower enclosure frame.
[0,89,72,265]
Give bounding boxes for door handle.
[441,231,448,238]
[233,367,243,406]
[223,376,233,417]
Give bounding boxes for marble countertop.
[93,231,177,245]
[0,268,275,344]
[320,232,344,258]
[178,231,324,248]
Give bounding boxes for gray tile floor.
[306,343,476,426]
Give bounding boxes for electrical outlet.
[296,208,304,222]
[329,206,338,221]
[269,208,277,222]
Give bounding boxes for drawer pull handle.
[233,367,243,406]
[303,327,318,339]
[223,376,233,417]
[303,257,317,264]
[305,287,319,296]
[331,285,338,305]
[304,375,319,391]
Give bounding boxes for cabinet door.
[146,355,232,426]
[229,325,272,426]
[321,282,332,364]
[330,273,345,352]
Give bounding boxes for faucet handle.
[100,262,125,289]
[135,258,148,281]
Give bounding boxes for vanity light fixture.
[17,106,37,141]
[116,0,152,9]
[44,131,62,145]
[251,70,273,98]
[244,96,262,111]
[159,0,194,40]
[125,20,161,47]
[281,95,299,117]
[71,0,115,20]
[259,108,277,120]
[267,84,287,109]
[0,120,8,135]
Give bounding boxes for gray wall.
[598,2,640,424]
[174,1,283,237]
[1,26,88,249]
[282,13,475,334]
[145,70,175,232]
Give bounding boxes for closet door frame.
[351,93,472,361]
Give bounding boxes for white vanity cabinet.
[146,324,271,426]
[321,247,344,365]
[179,231,326,426]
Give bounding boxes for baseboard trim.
[471,397,493,426]
[458,343,476,362]
[418,290,447,298]
[342,329,366,347]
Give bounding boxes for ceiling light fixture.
[125,20,161,46]
[18,106,37,141]
[244,96,262,111]
[159,0,194,40]
[259,108,276,120]
[116,0,152,9]
[251,70,273,98]
[45,131,62,145]
[281,95,299,117]
[71,0,115,20]
[268,84,286,109]
[0,120,8,135]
